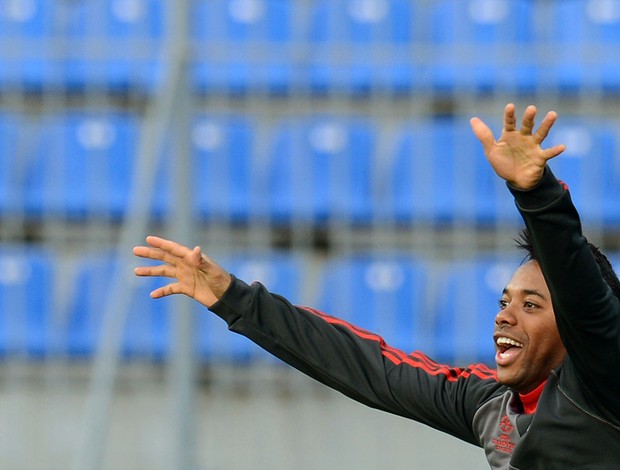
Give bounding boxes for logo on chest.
[492,415,517,454]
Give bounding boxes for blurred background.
[2,0,620,468]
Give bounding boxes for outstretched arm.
[133,235,232,308]
[133,236,502,444]
[470,103,566,189]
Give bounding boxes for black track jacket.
[209,167,620,469]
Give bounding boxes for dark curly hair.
[515,228,620,300]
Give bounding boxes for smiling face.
[494,260,567,393]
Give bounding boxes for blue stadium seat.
[542,0,620,93]
[307,0,422,95]
[429,0,537,93]
[0,246,55,358]
[64,255,117,357]
[0,0,58,91]
[433,257,519,365]
[386,121,455,223]
[124,275,173,361]
[61,0,165,93]
[544,119,620,226]
[0,0,164,93]
[267,117,375,224]
[194,252,305,362]
[25,112,140,220]
[0,112,31,216]
[316,254,431,355]
[385,119,520,225]
[190,0,296,94]
[190,115,256,222]
[65,254,171,360]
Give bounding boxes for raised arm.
[472,105,620,422]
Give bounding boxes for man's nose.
[495,304,517,326]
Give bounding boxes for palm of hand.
[489,131,548,189]
[177,249,228,307]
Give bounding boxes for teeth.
[496,337,524,348]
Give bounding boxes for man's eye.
[524,301,538,309]
[498,299,508,309]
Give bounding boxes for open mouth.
[495,336,524,366]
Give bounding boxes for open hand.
[470,103,566,190]
[133,236,232,308]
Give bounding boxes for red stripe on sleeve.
[302,307,497,383]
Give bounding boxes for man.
[134,104,620,468]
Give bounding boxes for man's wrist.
[508,166,566,211]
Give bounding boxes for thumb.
[470,117,496,155]
[542,144,566,162]
[190,245,203,267]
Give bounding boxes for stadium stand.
[18,112,618,229]
[386,120,455,223]
[25,111,141,220]
[64,254,172,360]
[0,112,28,217]
[0,0,56,91]
[316,254,432,356]
[64,255,119,357]
[61,0,165,94]
[191,114,257,223]
[0,0,164,93]
[267,116,375,225]
[541,0,620,93]
[123,275,173,361]
[190,0,297,95]
[428,0,537,94]
[0,246,55,357]
[388,119,521,225]
[307,0,422,95]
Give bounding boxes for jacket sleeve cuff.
[507,166,567,212]
[208,275,253,326]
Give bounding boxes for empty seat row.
[1,0,620,94]
[0,111,141,220]
[0,246,533,364]
[0,0,164,93]
[2,111,619,227]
